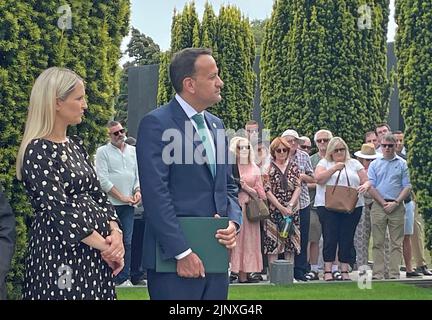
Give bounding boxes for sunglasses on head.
[334,147,346,153]
[275,148,288,153]
[237,145,250,150]
[316,138,330,143]
[381,144,394,148]
[111,128,125,136]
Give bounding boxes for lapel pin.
[212,123,217,128]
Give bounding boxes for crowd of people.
[228,121,432,283]
[1,47,431,300]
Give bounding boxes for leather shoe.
[406,271,422,278]
[416,265,432,276]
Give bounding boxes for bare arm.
[108,186,133,204]
[368,186,386,207]
[315,163,344,184]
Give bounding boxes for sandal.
[305,271,319,281]
[341,271,351,281]
[332,271,342,281]
[324,271,333,281]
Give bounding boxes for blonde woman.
[16,67,124,300]
[263,137,301,269]
[229,137,266,283]
[314,137,370,281]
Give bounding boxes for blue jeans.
[114,205,135,284]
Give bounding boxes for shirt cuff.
[175,248,192,260]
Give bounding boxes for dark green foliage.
[157,2,255,130]
[396,0,432,247]
[261,0,389,148]
[0,0,130,298]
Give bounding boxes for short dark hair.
[107,120,120,128]
[364,131,376,141]
[245,120,258,127]
[374,122,391,134]
[169,48,213,93]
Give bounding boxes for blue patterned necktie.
[191,113,216,178]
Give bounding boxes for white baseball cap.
[281,129,305,145]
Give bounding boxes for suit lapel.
[170,99,212,177]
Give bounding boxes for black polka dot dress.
[21,137,119,300]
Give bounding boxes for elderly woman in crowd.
[263,137,301,269]
[229,137,266,283]
[314,137,370,281]
[353,143,377,270]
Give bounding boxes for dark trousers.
[317,206,362,263]
[147,269,229,300]
[114,205,135,283]
[294,205,311,278]
[131,215,146,281]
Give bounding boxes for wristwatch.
[111,227,123,235]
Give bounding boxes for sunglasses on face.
[381,144,394,148]
[300,145,311,150]
[364,159,374,162]
[237,145,250,151]
[275,148,288,154]
[334,147,346,153]
[316,138,330,144]
[111,128,125,136]
[246,129,259,133]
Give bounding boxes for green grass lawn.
[117,282,432,300]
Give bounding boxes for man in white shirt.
[95,121,141,286]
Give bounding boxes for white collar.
[175,94,204,120]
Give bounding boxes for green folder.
[155,217,229,273]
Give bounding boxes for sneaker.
[305,271,319,281]
[415,265,432,276]
[116,280,133,287]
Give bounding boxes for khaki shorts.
[308,208,322,243]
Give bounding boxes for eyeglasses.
[275,148,288,153]
[381,144,394,148]
[246,129,259,133]
[111,128,125,136]
[316,138,330,144]
[334,147,346,153]
[300,145,311,150]
[237,145,250,151]
[285,139,297,144]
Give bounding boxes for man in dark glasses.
[368,133,412,280]
[306,129,333,280]
[299,136,312,155]
[95,120,142,287]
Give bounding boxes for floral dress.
[263,160,301,255]
[21,137,119,300]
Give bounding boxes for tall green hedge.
[261,0,389,149]
[157,2,255,130]
[395,0,432,247]
[0,0,130,299]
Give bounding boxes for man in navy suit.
[136,48,242,300]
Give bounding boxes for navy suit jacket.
[136,98,242,270]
